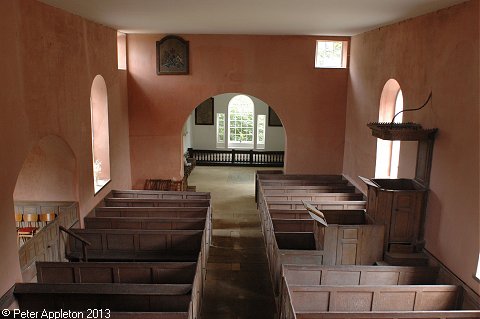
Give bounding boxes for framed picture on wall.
[156,35,189,75]
[195,98,214,125]
[268,107,283,127]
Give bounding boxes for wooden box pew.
[264,211,367,261]
[256,179,352,203]
[66,229,204,262]
[36,261,197,284]
[102,198,211,208]
[262,185,357,194]
[23,259,206,319]
[84,216,206,231]
[89,207,212,251]
[281,283,470,319]
[279,264,441,318]
[267,223,385,299]
[264,192,364,202]
[109,189,210,200]
[14,283,193,312]
[259,200,366,247]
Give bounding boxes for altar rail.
[188,148,284,167]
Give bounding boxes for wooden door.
[390,192,423,244]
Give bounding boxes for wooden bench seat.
[84,216,206,230]
[103,198,211,208]
[14,283,192,312]
[93,207,209,218]
[110,189,210,200]
[36,261,197,284]
[264,193,364,202]
[66,229,203,262]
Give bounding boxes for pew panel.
[93,207,209,218]
[111,190,210,200]
[268,201,366,211]
[14,283,192,312]
[288,285,460,313]
[36,262,197,284]
[103,198,210,208]
[282,265,439,286]
[265,193,364,202]
[67,229,203,262]
[84,217,206,231]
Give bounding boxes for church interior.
[1,0,479,317]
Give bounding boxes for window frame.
[227,95,255,149]
[315,40,348,69]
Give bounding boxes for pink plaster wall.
[0,0,131,294]
[127,35,349,188]
[13,135,77,201]
[343,0,479,292]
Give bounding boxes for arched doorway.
[182,93,286,168]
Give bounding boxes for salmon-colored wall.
[127,35,349,188]
[13,135,77,201]
[343,0,479,292]
[0,0,131,294]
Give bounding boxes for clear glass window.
[315,40,347,68]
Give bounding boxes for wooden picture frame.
[156,35,189,75]
[195,98,214,125]
[268,107,282,127]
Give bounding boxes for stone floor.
[188,166,277,319]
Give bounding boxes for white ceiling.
[38,0,468,36]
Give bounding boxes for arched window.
[375,80,403,179]
[90,75,111,193]
[228,95,255,148]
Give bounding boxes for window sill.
[94,179,111,195]
[473,274,480,284]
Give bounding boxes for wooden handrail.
[59,226,91,262]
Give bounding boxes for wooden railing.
[59,226,91,262]
[188,148,284,167]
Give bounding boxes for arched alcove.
[90,75,111,193]
[183,93,286,154]
[14,135,77,201]
[375,79,403,179]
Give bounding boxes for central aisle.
[189,166,276,319]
